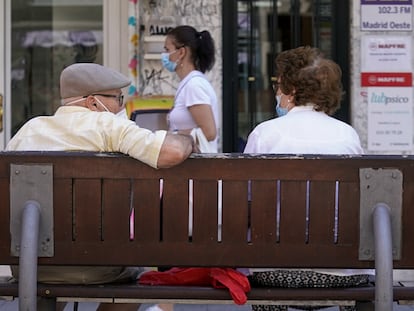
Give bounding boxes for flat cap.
[60,63,131,99]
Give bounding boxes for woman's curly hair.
[275,46,343,115]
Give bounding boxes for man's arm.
[157,133,196,168]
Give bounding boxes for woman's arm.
[188,104,217,141]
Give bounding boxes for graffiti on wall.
[140,0,221,100]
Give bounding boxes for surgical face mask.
[95,96,128,119]
[161,50,178,72]
[275,95,289,117]
[115,108,129,120]
[94,96,110,112]
[63,97,86,106]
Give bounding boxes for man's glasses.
[90,94,124,107]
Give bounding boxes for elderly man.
[7,62,194,168]
[7,62,196,311]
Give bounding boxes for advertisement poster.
[361,35,412,73]
[367,87,413,151]
[361,0,412,31]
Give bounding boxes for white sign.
[361,0,412,31]
[361,35,412,72]
[368,87,413,151]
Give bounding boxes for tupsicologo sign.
[370,92,409,104]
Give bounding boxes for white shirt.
[7,106,166,169]
[168,70,219,152]
[244,105,363,154]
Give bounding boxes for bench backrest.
[0,152,413,269]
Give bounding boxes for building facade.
[0,0,413,154]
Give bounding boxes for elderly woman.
[244,46,372,311]
[244,45,362,154]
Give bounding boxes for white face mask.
[94,96,110,112]
[63,97,86,106]
[115,108,129,120]
[95,96,128,119]
[65,96,127,118]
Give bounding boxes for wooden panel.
[222,180,248,244]
[400,175,414,267]
[279,181,307,244]
[133,179,162,243]
[102,179,131,242]
[2,152,412,269]
[192,180,219,243]
[250,180,277,244]
[72,179,102,242]
[0,178,10,261]
[337,181,360,246]
[162,178,189,242]
[308,181,336,245]
[53,178,74,259]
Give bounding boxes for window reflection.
[235,0,334,151]
[11,0,103,135]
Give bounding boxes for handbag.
[190,128,215,153]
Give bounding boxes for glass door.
[222,0,348,152]
[0,0,8,149]
[236,0,278,152]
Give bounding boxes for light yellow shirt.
[6,106,166,169]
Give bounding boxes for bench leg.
[18,201,41,311]
[373,203,393,311]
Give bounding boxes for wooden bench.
[0,151,414,311]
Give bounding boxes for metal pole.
[18,200,41,311]
[373,202,393,311]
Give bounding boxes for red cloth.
[138,267,251,305]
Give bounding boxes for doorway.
[222,0,350,152]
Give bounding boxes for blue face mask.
[275,95,289,117]
[161,51,178,72]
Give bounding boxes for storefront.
[0,0,132,149]
[222,0,350,151]
[1,1,389,154]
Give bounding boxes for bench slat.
[337,181,360,246]
[73,179,102,242]
[134,179,161,243]
[103,179,131,242]
[280,181,307,244]
[309,181,336,244]
[222,180,249,244]
[163,178,189,242]
[193,180,219,244]
[251,180,278,244]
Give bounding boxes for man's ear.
[85,96,98,111]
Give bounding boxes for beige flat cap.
[60,63,131,99]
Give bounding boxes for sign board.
[367,87,413,151]
[361,35,412,73]
[361,0,412,31]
